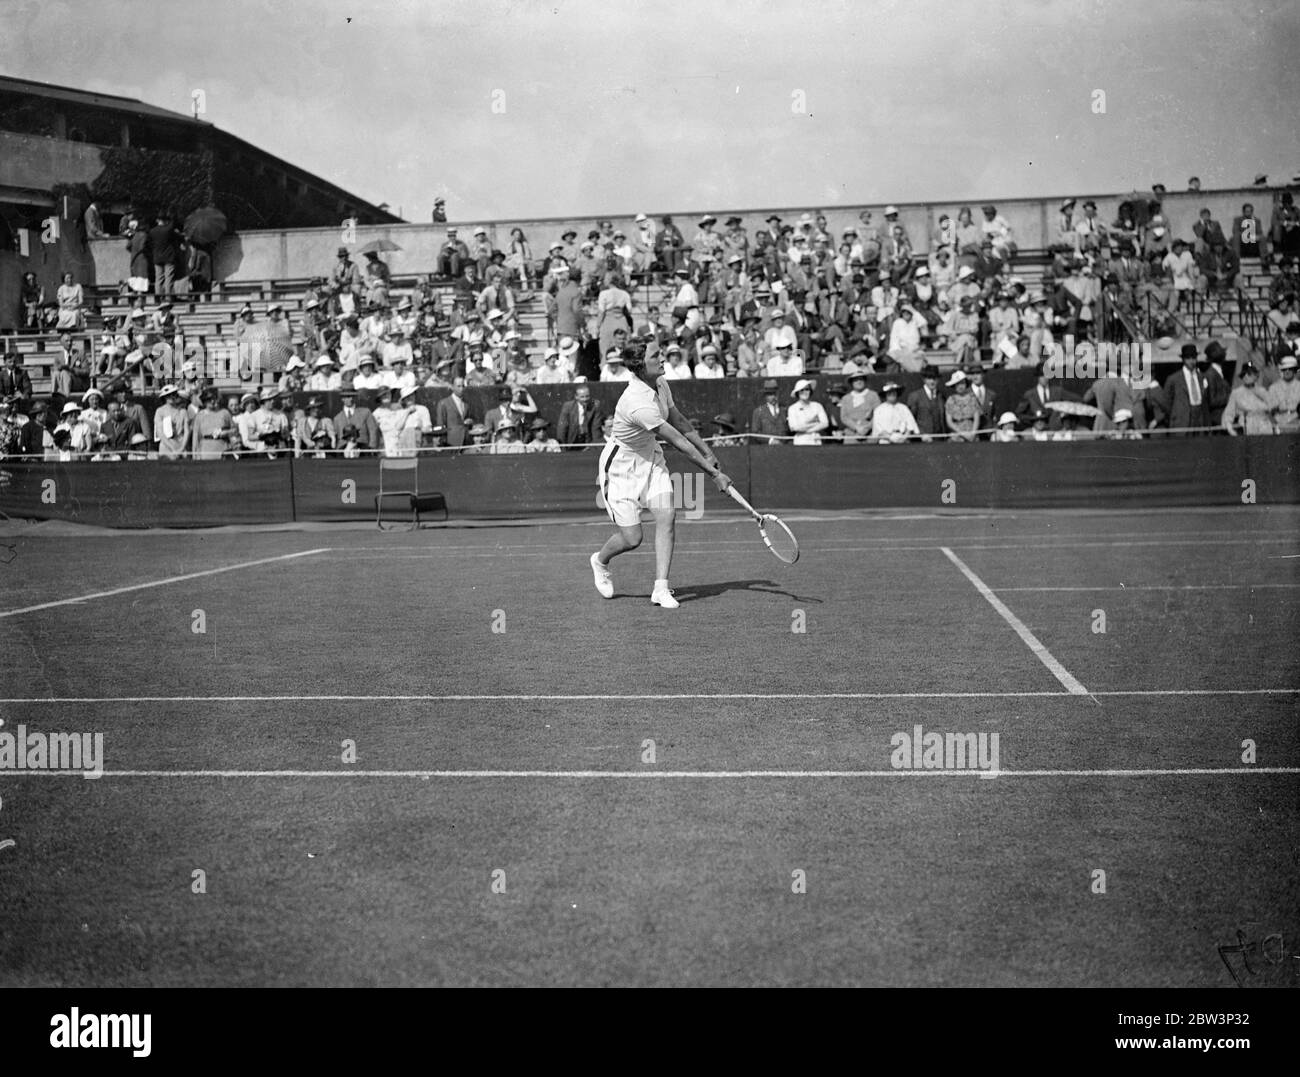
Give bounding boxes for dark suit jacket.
[435,394,473,447]
[906,387,946,435]
[1016,383,1069,429]
[557,398,605,448]
[17,419,46,456]
[749,402,788,438]
[0,365,33,399]
[333,405,378,449]
[1163,366,1210,430]
[968,383,997,429]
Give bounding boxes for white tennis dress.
[598,376,676,527]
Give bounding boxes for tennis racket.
[724,485,800,564]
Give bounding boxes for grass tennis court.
[0,506,1297,987]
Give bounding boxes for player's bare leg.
[649,503,678,608]
[591,524,641,598]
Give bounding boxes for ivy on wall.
[86,146,215,221]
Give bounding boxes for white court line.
[2,689,1296,704]
[998,584,1300,592]
[0,549,330,620]
[4,767,1296,779]
[940,547,1089,696]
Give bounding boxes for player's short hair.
[621,345,648,376]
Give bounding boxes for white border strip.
[941,547,1089,695]
[3,767,1296,779]
[1,689,1295,704]
[0,548,330,620]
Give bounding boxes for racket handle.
[725,484,760,518]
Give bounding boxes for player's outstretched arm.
[656,422,731,492]
[665,404,719,467]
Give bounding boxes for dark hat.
[921,364,940,378]
[762,378,779,392]
[529,417,550,430]
[1083,200,1097,209]
[1180,343,1199,360]
[725,216,743,226]
[1204,340,1227,362]
[712,411,738,432]
[337,246,349,257]
[1240,362,1259,376]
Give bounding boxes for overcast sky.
[4,0,1298,222]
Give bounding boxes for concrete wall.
[84,185,1286,286]
[0,131,104,193]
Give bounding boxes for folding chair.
[375,456,447,530]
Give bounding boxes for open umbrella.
[183,206,228,246]
[1044,400,1100,418]
[358,237,402,254]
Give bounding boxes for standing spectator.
[330,247,363,317]
[554,266,586,343]
[1222,363,1275,435]
[187,243,213,296]
[906,365,946,439]
[839,371,880,443]
[431,197,447,223]
[557,383,604,449]
[967,364,997,431]
[596,273,634,360]
[190,387,236,459]
[334,386,378,451]
[83,199,107,239]
[1266,356,1300,432]
[429,377,469,447]
[786,379,828,445]
[293,396,337,457]
[147,215,180,298]
[1231,202,1269,264]
[750,378,788,443]
[1016,362,1071,429]
[944,370,981,441]
[125,220,150,295]
[872,382,920,443]
[154,384,192,458]
[1162,239,1198,311]
[1163,344,1211,434]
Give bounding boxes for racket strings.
[758,514,799,564]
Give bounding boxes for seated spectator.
[55,272,84,331]
[1161,240,1197,311]
[600,348,633,382]
[765,337,804,378]
[871,382,919,443]
[786,379,828,445]
[491,416,527,454]
[504,227,534,292]
[525,416,562,453]
[292,395,336,457]
[992,412,1020,442]
[308,355,342,391]
[661,343,693,379]
[461,422,491,455]
[886,307,925,372]
[981,204,1015,261]
[694,343,725,379]
[438,228,470,279]
[1073,200,1108,253]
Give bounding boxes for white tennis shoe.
[590,552,614,598]
[650,586,679,609]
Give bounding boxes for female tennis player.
[592,345,731,608]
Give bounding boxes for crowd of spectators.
[5,181,1300,459]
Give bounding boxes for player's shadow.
[669,579,821,604]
